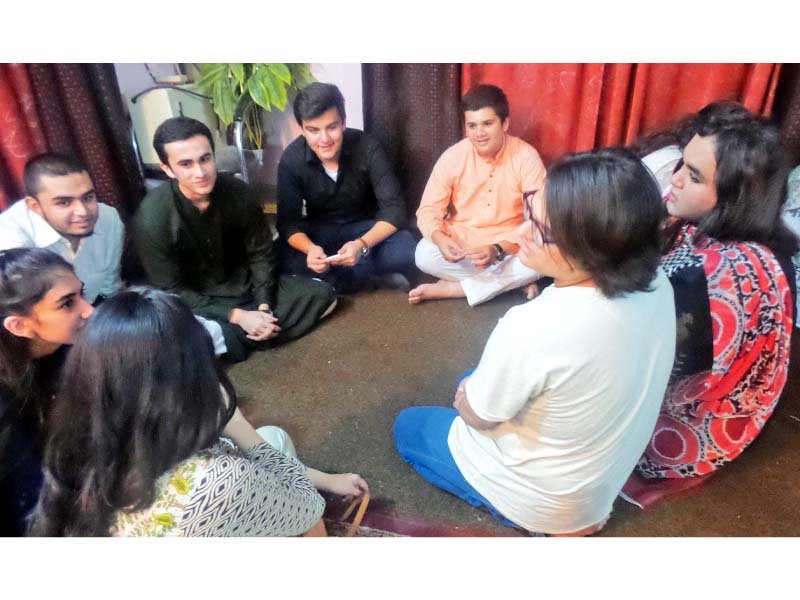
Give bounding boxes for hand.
[465,244,497,270]
[306,244,330,274]
[524,282,542,300]
[453,376,470,411]
[324,473,369,498]
[432,230,466,263]
[231,308,281,341]
[329,240,363,268]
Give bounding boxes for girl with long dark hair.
[636,102,796,478]
[31,288,365,536]
[0,248,93,535]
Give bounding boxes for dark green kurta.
[134,174,334,361]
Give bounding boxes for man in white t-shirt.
[394,148,676,535]
[0,152,226,355]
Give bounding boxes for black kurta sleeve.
[242,191,277,308]
[276,147,307,241]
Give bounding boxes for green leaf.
[268,63,292,85]
[289,63,315,88]
[228,63,245,88]
[258,66,287,111]
[195,63,227,92]
[247,72,271,111]
[212,79,237,125]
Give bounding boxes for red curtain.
[462,64,782,165]
[0,64,143,216]
[0,65,47,208]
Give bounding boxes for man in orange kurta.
[409,85,547,306]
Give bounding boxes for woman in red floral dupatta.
[637,102,797,478]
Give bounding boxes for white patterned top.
[111,440,325,537]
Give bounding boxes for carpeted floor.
[228,287,800,537]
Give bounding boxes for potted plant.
[194,63,314,149]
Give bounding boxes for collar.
[478,134,508,166]
[171,178,215,213]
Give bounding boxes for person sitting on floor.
[0,248,94,535]
[277,82,418,293]
[394,148,676,535]
[0,152,227,355]
[635,102,796,479]
[408,84,547,306]
[0,153,123,306]
[30,287,367,537]
[134,117,337,364]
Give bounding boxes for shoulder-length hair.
[30,288,236,536]
[545,148,664,299]
[691,102,797,256]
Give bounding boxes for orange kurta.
[416,135,546,248]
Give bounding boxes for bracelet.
[357,237,369,249]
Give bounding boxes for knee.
[393,407,417,454]
[306,277,337,303]
[414,239,440,276]
[255,425,298,458]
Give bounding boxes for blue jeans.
[280,219,418,292]
[393,406,518,528]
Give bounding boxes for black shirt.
[276,128,407,240]
[133,175,276,321]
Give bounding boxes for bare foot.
[408,280,466,305]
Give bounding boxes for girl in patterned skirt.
[30,288,366,536]
[637,102,797,478]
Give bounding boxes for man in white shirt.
[0,152,226,354]
[0,152,122,305]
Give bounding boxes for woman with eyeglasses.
[394,148,676,535]
[0,248,94,535]
[30,287,366,537]
[634,102,796,479]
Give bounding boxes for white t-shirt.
[448,269,676,534]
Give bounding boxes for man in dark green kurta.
[134,117,336,363]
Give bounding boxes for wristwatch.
[493,243,506,263]
[358,237,370,257]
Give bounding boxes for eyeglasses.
[522,190,555,246]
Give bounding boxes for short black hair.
[461,84,509,122]
[152,117,215,165]
[690,102,796,256]
[293,82,346,125]
[23,153,89,198]
[544,148,663,299]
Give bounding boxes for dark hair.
[544,148,663,298]
[30,288,236,536]
[632,102,754,159]
[461,84,509,122]
[23,153,89,198]
[690,102,797,256]
[153,117,215,165]
[0,248,75,406]
[293,82,346,125]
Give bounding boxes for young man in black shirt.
[277,83,418,293]
[134,117,336,363]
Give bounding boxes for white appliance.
[126,84,223,168]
